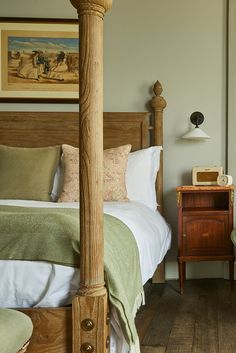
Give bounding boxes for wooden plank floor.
[136,279,236,353]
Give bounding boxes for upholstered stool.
[0,308,33,353]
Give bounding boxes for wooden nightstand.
[176,185,235,294]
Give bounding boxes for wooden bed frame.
[0,1,167,352]
[0,88,166,353]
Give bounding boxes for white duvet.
[0,199,171,353]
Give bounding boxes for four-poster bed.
[0,1,170,353]
[0,82,168,353]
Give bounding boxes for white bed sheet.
[0,199,171,353]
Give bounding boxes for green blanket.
[0,205,143,352]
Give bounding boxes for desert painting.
[4,33,79,92]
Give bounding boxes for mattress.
[0,199,171,353]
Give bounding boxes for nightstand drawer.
[183,214,230,256]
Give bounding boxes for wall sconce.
[181,112,211,140]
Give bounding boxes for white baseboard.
[223,260,236,280]
[165,260,236,280]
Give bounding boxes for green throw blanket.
[0,205,143,352]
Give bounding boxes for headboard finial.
[151,80,167,112]
[153,80,163,97]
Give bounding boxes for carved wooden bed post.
[69,0,112,352]
[151,80,167,284]
[151,80,167,215]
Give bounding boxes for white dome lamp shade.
[181,112,211,140]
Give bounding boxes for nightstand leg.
[229,259,235,286]
[183,262,186,281]
[178,258,185,294]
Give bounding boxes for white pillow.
[125,146,162,211]
[51,163,63,201]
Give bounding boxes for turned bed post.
[151,80,167,215]
[69,0,112,352]
[151,80,167,284]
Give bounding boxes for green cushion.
[0,308,33,353]
[0,145,61,201]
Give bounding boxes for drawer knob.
[183,233,187,238]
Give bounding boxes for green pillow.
[0,145,61,201]
[0,308,33,353]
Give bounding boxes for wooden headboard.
[0,81,166,216]
[0,111,150,151]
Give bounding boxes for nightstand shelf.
[176,185,235,294]
[183,208,229,213]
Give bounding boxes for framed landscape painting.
[0,18,79,103]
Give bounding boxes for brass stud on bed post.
[81,318,95,331]
[80,342,94,353]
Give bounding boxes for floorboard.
[141,346,166,353]
[165,289,198,353]
[136,282,165,342]
[142,285,180,347]
[136,279,236,353]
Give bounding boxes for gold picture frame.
[0,17,79,103]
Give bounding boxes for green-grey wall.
[0,0,228,279]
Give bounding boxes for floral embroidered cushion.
[58,144,131,202]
